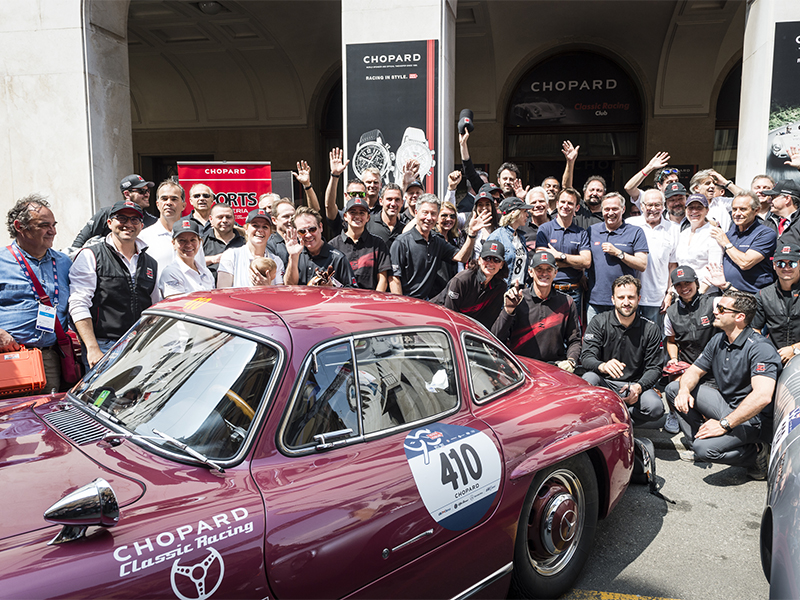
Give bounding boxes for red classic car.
[0,287,632,599]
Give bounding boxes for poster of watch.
[766,21,800,182]
[346,40,439,190]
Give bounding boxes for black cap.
[110,200,144,217]
[529,250,557,269]
[344,196,370,213]
[479,183,501,196]
[120,174,154,192]
[671,265,698,284]
[458,109,474,135]
[246,208,271,224]
[480,240,505,261]
[498,197,535,215]
[172,218,201,239]
[685,193,709,208]
[774,244,800,261]
[762,180,800,199]
[406,180,424,192]
[664,182,687,199]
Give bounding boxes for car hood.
[0,396,146,541]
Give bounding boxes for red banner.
[177,162,272,225]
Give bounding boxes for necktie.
[779,218,788,235]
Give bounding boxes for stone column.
[341,0,456,199]
[737,0,800,184]
[0,0,132,248]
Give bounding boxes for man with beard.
[492,251,581,371]
[663,182,689,230]
[202,202,245,282]
[752,175,775,219]
[389,194,489,299]
[536,187,591,319]
[581,275,665,425]
[666,290,779,479]
[366,184,407,250]
[573,176,606,230]
[285,207,356,287]
[587,193,648,324]
[497,162,523,198]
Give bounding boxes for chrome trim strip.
[451,562,514,600]
[390,528,433,553]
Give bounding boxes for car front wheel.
[511,453,599,599]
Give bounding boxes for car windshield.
[71,315,279,461]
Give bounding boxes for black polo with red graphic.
[329,230,391,290]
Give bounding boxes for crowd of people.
[4,134,800,481]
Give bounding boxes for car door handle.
[382,529,434,559]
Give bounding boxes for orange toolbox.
[0,348,46,397]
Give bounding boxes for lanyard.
[8,242,59,306]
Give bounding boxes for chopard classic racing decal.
[404,424,502,531]
[111,506,253,595]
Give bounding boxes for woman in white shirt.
[675,194,723,293]
[158,219,215,297]
[217,208,285,288]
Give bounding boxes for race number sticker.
[404,424,502,531]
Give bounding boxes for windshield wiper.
[101,429,225,473]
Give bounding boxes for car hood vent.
[43,406,111,445]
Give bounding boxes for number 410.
[440,444,483,490]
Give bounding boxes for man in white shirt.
[626,188,678,331]
[139,180,188,272]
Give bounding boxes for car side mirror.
[44,478,120,545]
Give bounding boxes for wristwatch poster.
[352,129,394,181]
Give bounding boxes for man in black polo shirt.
[581,274,665,425]
[389,194,489,299]
[285,206,356,287]
[202,202,245,282]
[366,184,407,250]
[667,290,780,479]
[266,198,295,266]
[753,244,800,363]
[492,250,581,370]
[329,196,391,291]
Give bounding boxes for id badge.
[36,304,56,333]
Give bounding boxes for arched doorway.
[504,51,643,193]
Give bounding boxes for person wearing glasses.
[70,174,157,251]
[324,148,369,238]
[667,290,780,480]
[187,183,215,234]
[216,208,285,288]
[69,200,160,368]
[432,241,507,330]
[285,206,356,287]
[492,251,581,371]
[761,179,800,248]
[753,245,800,364]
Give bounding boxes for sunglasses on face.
[192,193,212,199]
[715,304,743,315]
[348,191,366,198]
[113,214,143,225]
[776,260,799,269]
[131,188,150,194]
[440,214,456,220]
[482,256,502,264]
[297,226,318,235]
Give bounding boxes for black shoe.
[747,443,770,480]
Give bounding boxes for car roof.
[150,287,488,348]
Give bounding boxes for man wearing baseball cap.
[486,196,536,287]
[71,174,157,250]
[753,244,800,364]
[69,200,160,368]
[329,195,391,290]
[762,179,800,247]
[663,265,720,433]
[432,240,508,330]
[492,250,581,371]
[663,181,689,230]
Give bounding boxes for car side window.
[464,335,524,401]
[355,331,458,435]
[284,341,359,449]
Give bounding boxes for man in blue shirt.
[710,191,776,293]
[587,192,649,325]
[0,195,72,393]
[536,187,591,319]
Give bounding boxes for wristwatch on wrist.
[394,127,435,183]
[724,243,733,250]
[617,250,625,260]
[720,417,733,432]
[793,344,800,355]
[352,129,394,181]
[559,253,567,262]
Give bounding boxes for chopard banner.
[766,22,800,181]
[345,40,439,192]
[507,52,641,127]
[177,162,272,225]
